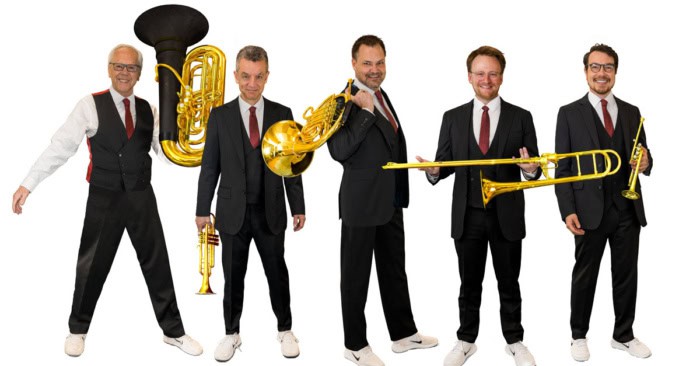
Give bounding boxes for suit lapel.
[576,94,601,149]
[495,99,514,158]
[615,97,633,161]
[225,97,245,167]
[375,89,399,149]
[457,102,473,159]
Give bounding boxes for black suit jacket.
[327,85,409,227]
[555,94,651,229]
[430,99,541,241]
[196,97,305,235]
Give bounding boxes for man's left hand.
[293,214,306,232]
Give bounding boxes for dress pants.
[455,207,524,344]
[340,208,418,351]
[68,184,185,338]
[220,203,291,334]
[571,205,640,342]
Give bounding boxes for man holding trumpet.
[554,43,652,362]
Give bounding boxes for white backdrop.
[2,1,698,365]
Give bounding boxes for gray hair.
[108,44,144,67]
[236,45,268,70]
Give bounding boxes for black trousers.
[340,208,418,351]
[68,184,185,338]
[571,205,640,342]
[455,207,524,344]
[220,203,291,334]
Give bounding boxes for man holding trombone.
[554,43,652,362]
[416,45,540,366]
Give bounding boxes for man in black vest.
[555,43,652,362]
[417,46,539,366]
[11,44,201,357]
[195,45,306,363]
[328,35,437,366]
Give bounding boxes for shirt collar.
[587,91,616,108]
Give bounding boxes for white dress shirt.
[238,96,264,140]
[588,91,618,130]
[21,87,161,192]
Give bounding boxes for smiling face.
[234,58,269,105]
[352,44,386,91]
[468,55,503,103]
[108,47,141,97]
[586,51,616,97]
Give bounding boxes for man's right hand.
[12,186,30,214]
[195,216,211,232]
[416,155,440,177]
[350,88,374,113]
[565,213,585,235]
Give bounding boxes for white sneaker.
[391,332,439,353]
[611,338,651,358]
[64,333,86,357]
[443,340,477,366]
[214,334,242,362]
[344,345,385,366]
[163,334,203,356]
[506,341,536,366]
[571,338,590,362]
[277,330,300,358]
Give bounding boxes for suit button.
[597,185,602,190]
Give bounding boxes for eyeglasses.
[110,63,141,73]
[470,71,501,79]
[588,63,615,73]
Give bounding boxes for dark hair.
[351,35,386,60]
[466,46,506,73]
[583,43,618,72]
[236,45,268,70]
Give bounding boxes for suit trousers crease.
[221,203,291,334]
[340,208,418,351]
[570,205,639,342]
[69,184,185,338]
[455,207,524,344]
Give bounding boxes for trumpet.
[261,80,353,177]
[197,213,219,295]
[621,117,645,200]
[383,149,622,206]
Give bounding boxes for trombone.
[621,117,646,200]
[383,149,622,206]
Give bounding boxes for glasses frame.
[470,71,502,80]
[588,63,616,73]
[110,62,142,73]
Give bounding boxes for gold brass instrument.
[261,80,353,177]
[197,214,219,295]
[134,4,225,167]
[383,149,622,206]
[621,117,645,200]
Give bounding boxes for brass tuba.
[134,4,226,167]
[384,149,622,206]
[261,80,353,177]
[197,214,219,294]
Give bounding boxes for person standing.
[195,45,306,362]
[555,43,652,362]
[11,44,202,357]
[327,34,438,366]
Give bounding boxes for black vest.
[593,111,632,212]
[240,119,265,204]
[87,92,153,191]
[467,121,499,209]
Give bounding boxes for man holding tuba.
[416,46,540,366]
[555,43,652,362]
[195,45,306,362]
[10,44,202,357]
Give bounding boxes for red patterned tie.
[249,106,260,148]
[374,90,398,133]
[479,105,490,154]
[601,99,614,137]
[123,98,134,139]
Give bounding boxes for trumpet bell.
[621,189,640,200]
[262,120,314,177]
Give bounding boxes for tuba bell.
[134,4,226,167]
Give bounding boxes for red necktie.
[601,99,614,137]
[479,105,490,154]
[374,90,398,133]
[249,106,260,148]
[123,98,134,139]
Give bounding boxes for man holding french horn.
[555,43,652,362]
